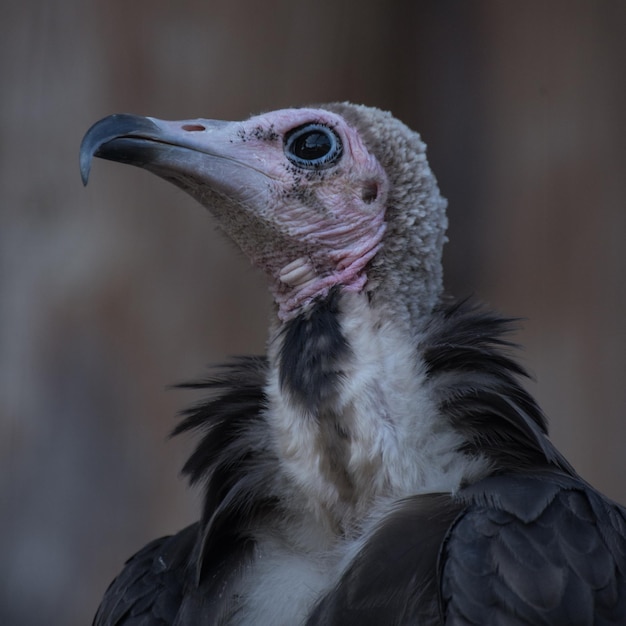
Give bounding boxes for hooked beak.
[80,113,270,208]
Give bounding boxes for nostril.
[182,124,206,132]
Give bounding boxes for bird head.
[80,103,447,325]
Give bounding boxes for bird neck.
[264,288,487,537]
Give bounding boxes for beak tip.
[80,164,91,186]
[79,151,92,186]
[79,131,96,186]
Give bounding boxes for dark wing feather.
[93,524,198,626]
[92,523,252,626]
[307,494,464,626]
[442,473,626,625]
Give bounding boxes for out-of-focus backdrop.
[1,2,625,624]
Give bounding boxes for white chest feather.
[267,293,485,528]
[230,294,487,623]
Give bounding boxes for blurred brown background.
[1,1,625,624]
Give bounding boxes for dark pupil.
[294,131,331,160]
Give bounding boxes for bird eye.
[284,124,342,169]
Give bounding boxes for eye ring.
[284,123,343,169]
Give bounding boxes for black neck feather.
[278,286,351,413]
[422,300,574,474]
[173,357,276,584]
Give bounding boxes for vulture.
[80,103,626,625]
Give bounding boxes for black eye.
[284,123,342,169]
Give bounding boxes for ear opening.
[362,181,379,204]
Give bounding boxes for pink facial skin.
[132,109,390,320]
